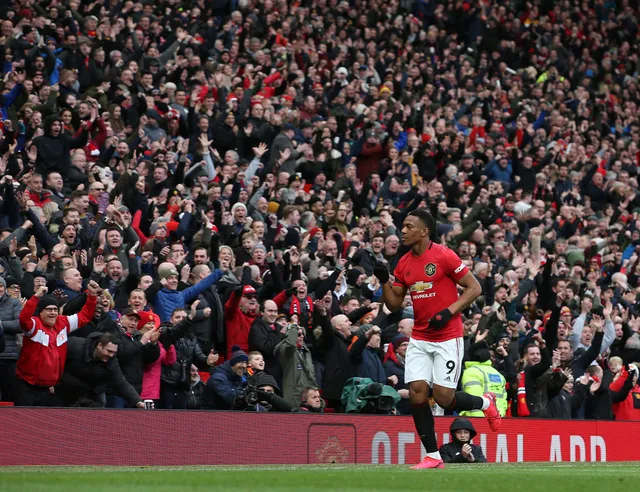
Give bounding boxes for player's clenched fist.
[429,308,452,329]
[373,261,390,284]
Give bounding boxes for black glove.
[286,286,298,296]
[373,261,390,284]
[429,308,453,330]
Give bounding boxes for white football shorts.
[404,337,464,389]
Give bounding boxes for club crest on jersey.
[425,263,437,276]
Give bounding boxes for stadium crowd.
[0,0,639,420]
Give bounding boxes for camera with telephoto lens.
[361,382,396,414]
[234,381,259,410]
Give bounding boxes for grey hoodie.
[0,277,23,360]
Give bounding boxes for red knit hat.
[137,312,160,330]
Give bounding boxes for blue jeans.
[160,387,188,409]
[105,394,128,408]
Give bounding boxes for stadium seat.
[199,371,211,383]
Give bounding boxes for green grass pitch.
[0,462,635,491]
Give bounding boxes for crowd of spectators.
[0,0,639,420]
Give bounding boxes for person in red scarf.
[516,335,552,417]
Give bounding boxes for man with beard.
[15,282,99,406]
[33,114,90,180]
[352,233,386,275]
[91,255,140,312]
[201,345,248,410]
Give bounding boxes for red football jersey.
[393,242,470,342]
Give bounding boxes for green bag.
[341,377,401,414]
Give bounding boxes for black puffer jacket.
[0,292,22,360]
[161,327,209,390]
[57,332,141,406]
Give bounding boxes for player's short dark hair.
[408,209,435,232]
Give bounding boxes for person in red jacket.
[15,281,100,406]
[224,283,259,359]
[610,363,640,421]
[356,130,384,181]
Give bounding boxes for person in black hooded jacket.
[33,114,89,181]
[250,371,293,412]
[439,418,487,463]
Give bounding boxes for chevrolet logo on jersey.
[410,282,433,293]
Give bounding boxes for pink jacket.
[141,344,177,400]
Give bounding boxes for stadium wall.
[1,409,638,466]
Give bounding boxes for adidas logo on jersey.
[444,376,451,381]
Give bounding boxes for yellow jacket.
[460,360,507,417]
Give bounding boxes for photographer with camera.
[247,371,293,412]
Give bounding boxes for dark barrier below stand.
[1,409,639,466]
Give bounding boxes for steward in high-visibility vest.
[460,344,507,417]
